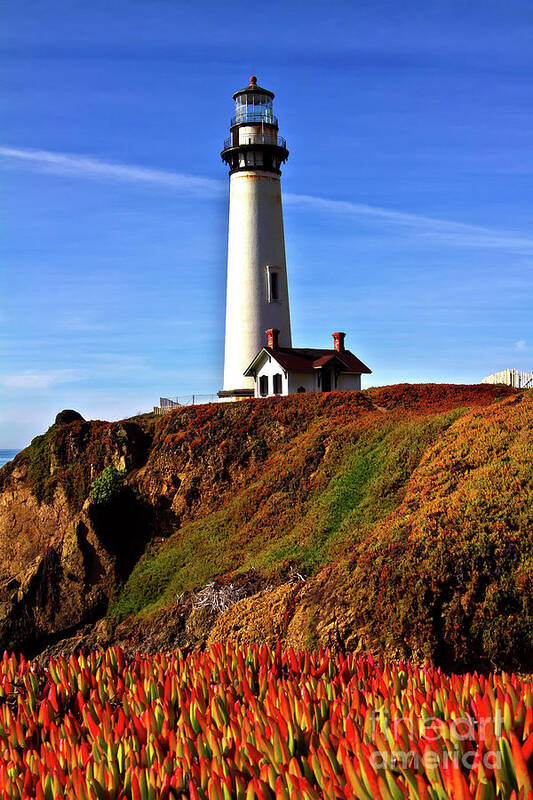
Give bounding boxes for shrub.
[89,465,126,505]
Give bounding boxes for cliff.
[0,383,531,670]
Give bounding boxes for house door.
[321,368,332,392]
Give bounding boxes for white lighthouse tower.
[218,76,292,401]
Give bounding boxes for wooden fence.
[481,369,533,389]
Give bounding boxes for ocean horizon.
[0,449,21,468]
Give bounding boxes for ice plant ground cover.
[1,646,533,799]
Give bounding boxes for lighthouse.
[218,76,292,401]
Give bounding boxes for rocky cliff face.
[0,417,152,654]
[0,384,531,671]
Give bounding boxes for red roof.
[245,347,371,375]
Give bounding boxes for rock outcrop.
[55,409,85,426]
[0,417,153,654]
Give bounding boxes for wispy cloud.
[2,368,85,389]
[283,192,533,253]
[2,145,533,253]
[0,146,224,197]
[515,339,527,351]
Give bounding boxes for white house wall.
[253,355,289,398]
[252,363,363,398]
[287,370,362,394]
[336,373,362,391]
[287,371,318,394]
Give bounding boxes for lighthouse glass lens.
[235,93,273,124]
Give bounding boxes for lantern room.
[233,77,276,126]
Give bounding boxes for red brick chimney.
[332,332,346,352]
[266,328,280,349]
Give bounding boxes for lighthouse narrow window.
[259,375,269,396]
[273,374,282,395]
[269,270,279,301]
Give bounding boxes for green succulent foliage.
[90,465,126,505]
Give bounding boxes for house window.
[273,374,282,395]
[259,375,269,396]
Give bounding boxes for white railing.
[481,369,533,389]
[153,395,218,415]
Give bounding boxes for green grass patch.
[110,408,466,624]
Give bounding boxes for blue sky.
[1,0,532,448]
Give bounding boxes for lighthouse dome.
[232,75,275,101]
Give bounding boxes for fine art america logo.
[369,710,505,770]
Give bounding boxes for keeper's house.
[244,329,371,399]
